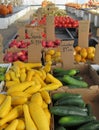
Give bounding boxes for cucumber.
[52,92,82,101]
[50,106,88,116]
[77,120,99,130]
[58,115,96,127]
[53,68,79,77]
[56,77,67,85]
[55,126,66,130]
[86,104,93,116]
[71,75,83,80]
[63,75,88,88]
[54,96,85,108]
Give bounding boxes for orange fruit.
[80,48,87,58]
[87,47,95,54]
[87,53,95,60]
[80,58,86,63]
[74,46,81,53]
[74,54,81,62]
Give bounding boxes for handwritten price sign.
[60,40,74,69]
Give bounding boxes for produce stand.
[0,1,99,130]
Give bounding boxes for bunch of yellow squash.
[0,60,62,130]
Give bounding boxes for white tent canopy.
[22,0,89,5]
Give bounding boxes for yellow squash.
[23,104,37,130]
[0,105,22,126]
[11,96,28,106]
[16,119,25,130]
[24,84,41,95]
[5,81,19,89]
[29,102,50,130]
[43,108,51,126]
[40,90,51,104]
[0,94,6,105]
[0,96,11,118]
[39,83,62,91]
[7,81,35,94]
[4,119,18,130]
[26,70,35,81]
[30,93,43,106]
[46,73,62,86]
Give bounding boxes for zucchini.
[58,115,96,127]
[52,92,82,101]
[54,96,85,108]
[77,120,99,130]
[55,126,66,130]
[63,75,88,88]
[53,68,79,77]
[56,77,67,85]
[71,75,83,80]
[86,104,93,116]
[50,106,88,116]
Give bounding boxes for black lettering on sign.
[61,42,73,52]
[31,34,42,39]
[31,39,42,45]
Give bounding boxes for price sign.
[28,44,43,63]
[30,32,42,45]
[60,40,74,69]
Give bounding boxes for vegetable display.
[50,92,99,130]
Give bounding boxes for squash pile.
[0,61,62,130]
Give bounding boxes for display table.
[0,6,32,29]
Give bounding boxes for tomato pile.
[31,16,79,28]
[55,16,79,28]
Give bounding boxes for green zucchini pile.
[50,92,99,130]
[53,68,88,88]
[0,66,7,81]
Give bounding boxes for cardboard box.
[52,63,99,86]
[50,86,99,130]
